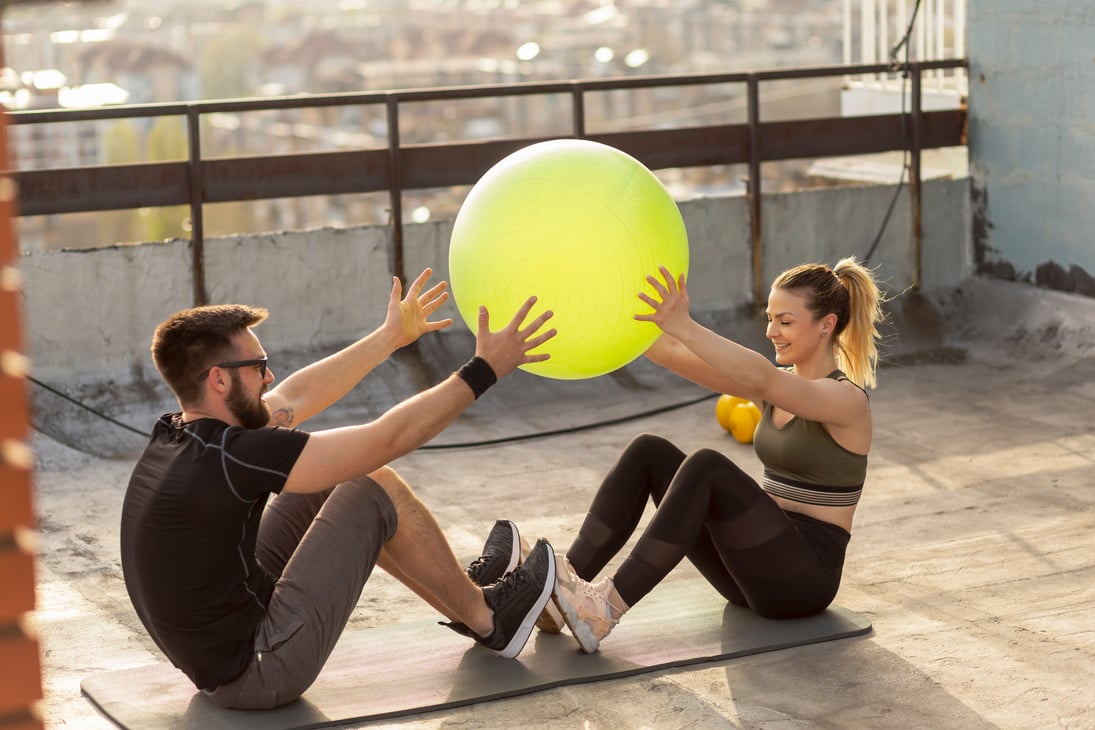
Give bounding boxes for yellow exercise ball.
[448,139,690,380]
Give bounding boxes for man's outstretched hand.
[384,268,454,349]
[474,296,556,378]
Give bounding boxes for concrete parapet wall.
[21,177,971,384]
[20,178,972,455]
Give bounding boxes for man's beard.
[226,370,271,429]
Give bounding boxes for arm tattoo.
[269,407,296,428]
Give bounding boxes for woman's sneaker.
[551,554,626,654]
[476,538,557,658]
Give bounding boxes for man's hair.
[151,304,269,407]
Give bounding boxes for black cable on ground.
[28,375,150,437]
[419,391,717,451]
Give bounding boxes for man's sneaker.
[518,536,566,634]
[551,554,626,654]
[461,521,565,634]
[476,538,557,659]
[465,520,520,586]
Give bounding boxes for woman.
[551,257,884,653]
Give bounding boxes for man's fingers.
[506,296,539,331]
[408,267,433,297]
[476,304,491,336]
[518,308,554,339]
[522,327,556,352]
[419,280,447,303]
[422,289,450,315]
[424,317,454,332]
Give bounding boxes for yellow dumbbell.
[715,394,761,444]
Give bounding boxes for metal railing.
[7,59,967,306]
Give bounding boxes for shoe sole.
[535,600,566,634]
[551,583,601,654]
[518,535,565,634]
[500,521,521,575]
[497,543,557,659]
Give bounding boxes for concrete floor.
[30,277,1095,729]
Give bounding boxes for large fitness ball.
[448,139,690,380]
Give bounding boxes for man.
[120,268,558,710]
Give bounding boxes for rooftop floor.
[32,276,1095,729]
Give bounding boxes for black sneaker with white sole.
[464,519,520,586]
[474,537,557,658]
[444,522,565,638]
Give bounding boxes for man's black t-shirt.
[120,414,310,690]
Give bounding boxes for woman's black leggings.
[566,433,851,619]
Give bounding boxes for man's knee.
[360,465,417,516]
[336,469,400,538]
[367,464,400,488]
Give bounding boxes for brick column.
[0,43,45,730]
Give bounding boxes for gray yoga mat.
[82,582,872,730]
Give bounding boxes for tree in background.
[202,113,257,237]
[98,119,143,245]
[141,117,189,242]
[193,25,265,237]
[199,26,264,101]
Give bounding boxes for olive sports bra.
[752,370,868,507]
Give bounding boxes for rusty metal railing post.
[186,107,207,306]
[910,62,923,290]
[571,82,586,137]
[746,74,763,307]
[386,96,405,285]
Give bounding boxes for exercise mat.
[82,580,871,729]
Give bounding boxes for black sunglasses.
[196,357,268,381]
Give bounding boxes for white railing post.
[954,0,966,91]
[842,0,966,116]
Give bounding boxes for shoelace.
[569,577,605,603]
[467,534,513,579]
[561,572,613,620]
[490,558,534,602]
[465,555,493,579]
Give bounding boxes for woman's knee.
[621,433,686,474]
[679,447,740,478]
[626,433,676,456]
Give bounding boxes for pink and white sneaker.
[550,553,626,653]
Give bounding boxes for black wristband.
[456,356,498,399]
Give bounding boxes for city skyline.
[3,0,843,108]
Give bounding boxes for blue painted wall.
[968,1,1095,294]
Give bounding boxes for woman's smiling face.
[764,287,825,366]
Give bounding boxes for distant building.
[78,42,197,104]
[3,68,131,171]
